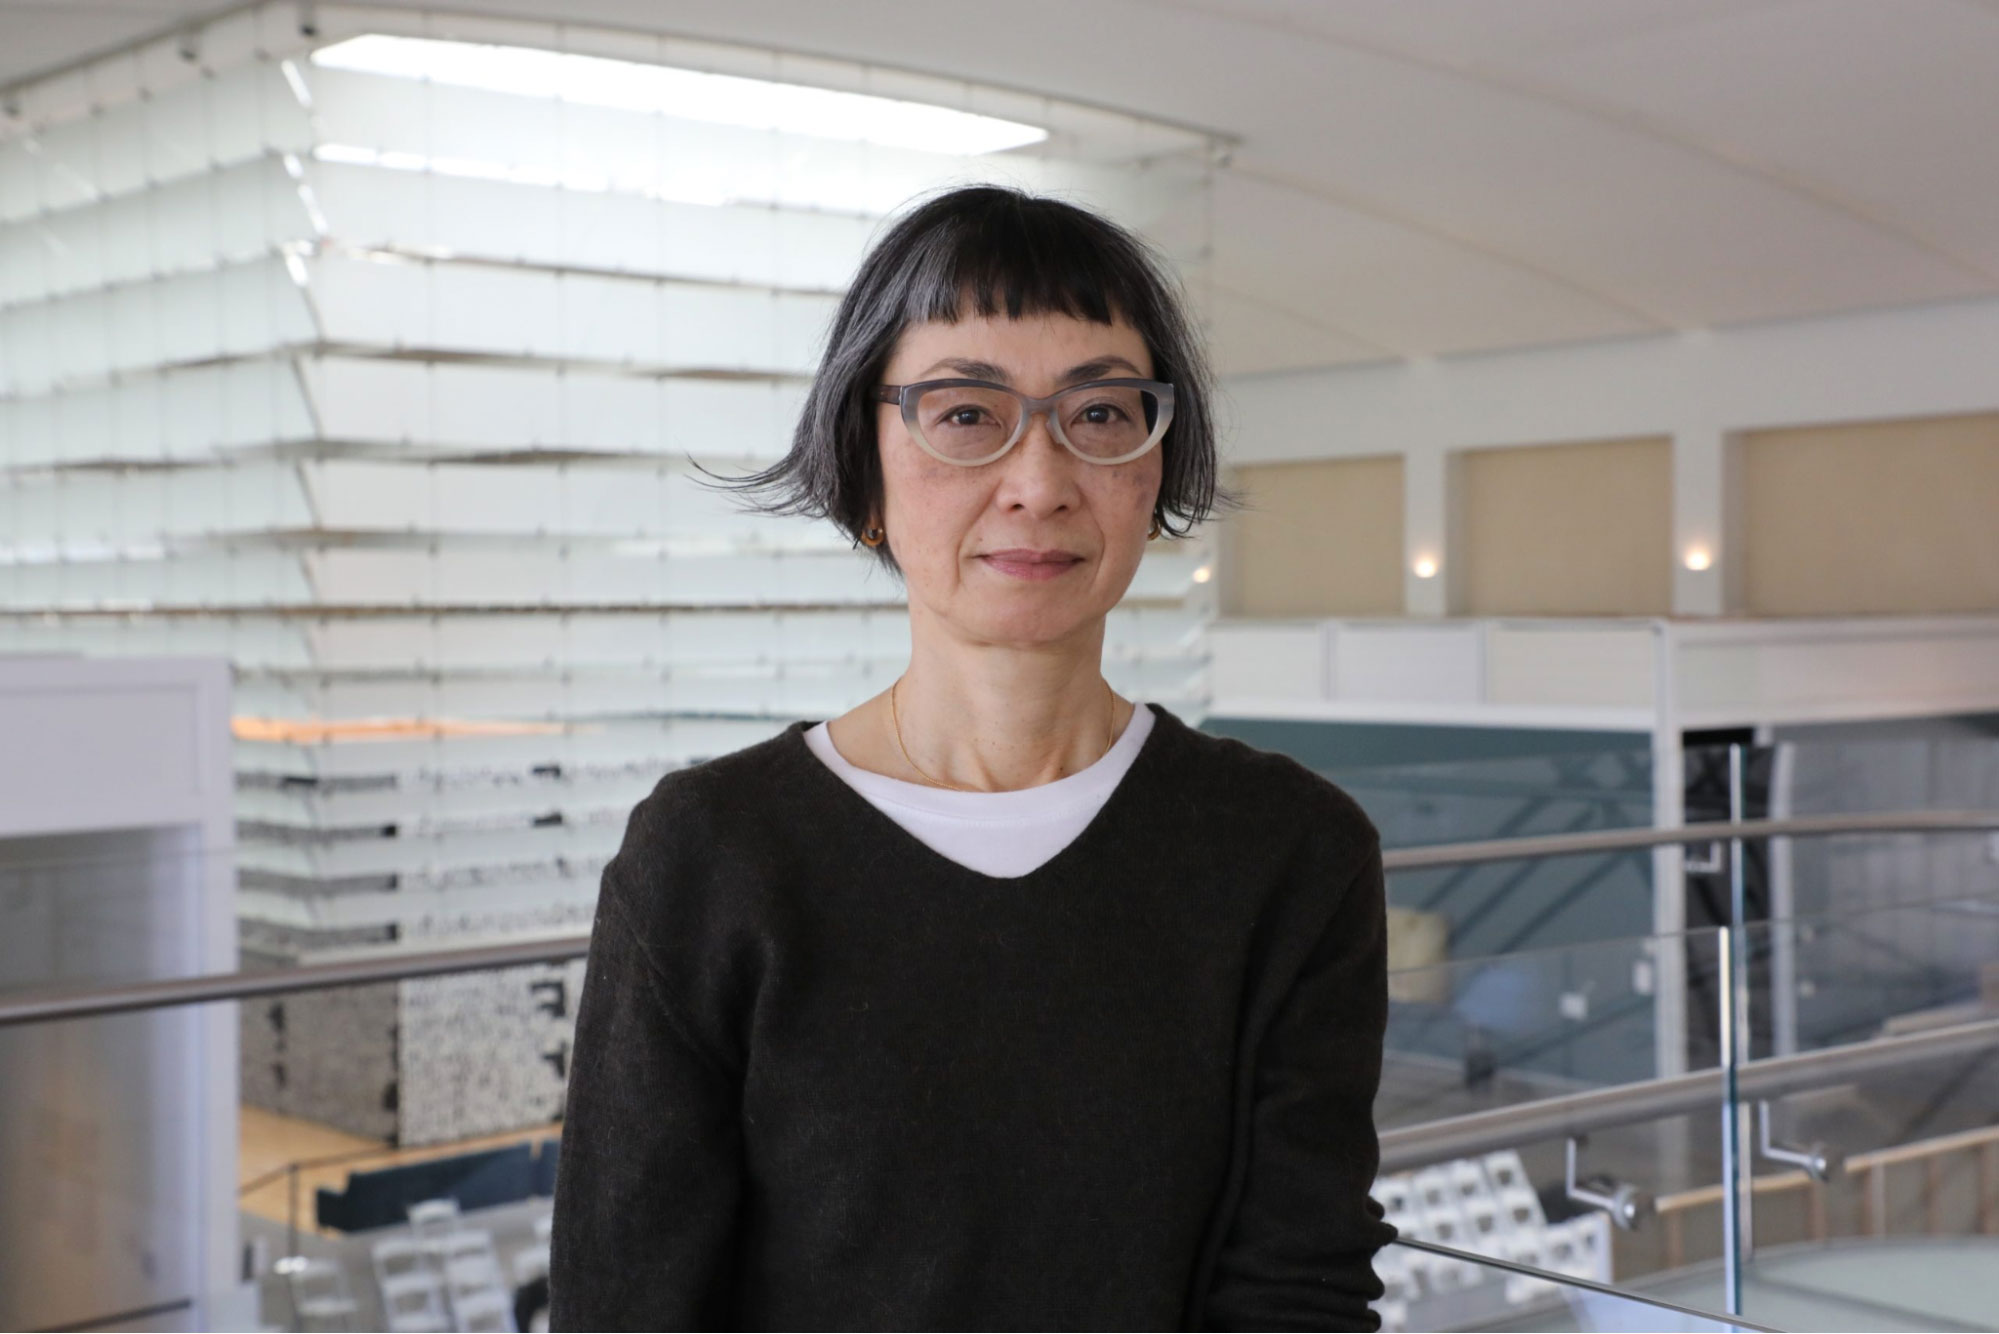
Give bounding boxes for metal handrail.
[1379,809,1999,870]
[0,933,592,1028]
[2,807,1995,1031]
[1378,1010,1999,1174]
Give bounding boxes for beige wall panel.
[1223,456,1405,617]
[1741,414,1999,616]
[1458,436,1673,616]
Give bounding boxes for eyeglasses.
[874,378,1175,467]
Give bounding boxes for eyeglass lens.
[911,383,1163,463]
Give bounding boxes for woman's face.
[875,310,1165,651]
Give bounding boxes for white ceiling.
[6,0,1999,375]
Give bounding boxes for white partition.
[1213,614,1999,732]
[0,656,239,1332]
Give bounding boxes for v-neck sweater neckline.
[783,700,1171,887]
[796,701,1160,882]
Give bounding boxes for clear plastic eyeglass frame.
[873,378,1176,467]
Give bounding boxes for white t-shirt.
[802,702,1157,878]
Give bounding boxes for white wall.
[1223,295,1999,617]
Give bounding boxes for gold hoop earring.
[860,525,885,548]
[1147,515,1163,541]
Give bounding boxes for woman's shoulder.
[630,723,807,822]
[600,725,812,914]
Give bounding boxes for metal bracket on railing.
[1565,1135,1654,1230]
[1684,839,1726,874]
[1757,1100,1842,1182]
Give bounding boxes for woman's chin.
[954,602,1106,650]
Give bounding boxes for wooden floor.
[239,1105,555,1233]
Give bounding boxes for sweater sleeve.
[1203,832,1398,1332]
[548,852,744,1330]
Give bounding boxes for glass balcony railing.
[6,800,1999,1330]
[1380,1237,1767,1333]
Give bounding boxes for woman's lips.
[979,551,1085,581]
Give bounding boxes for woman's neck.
[831,623,1130,793]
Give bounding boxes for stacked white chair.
[408,1198,463,1244]
[439,1228,516,1332]
[279,1256,361,1332]
[1372,1149,1610,1330]
[371,1236,450,1333]
[394,1196,519,1333]
[448,1290,517,1333]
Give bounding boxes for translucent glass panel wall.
[0,4,1221,1140]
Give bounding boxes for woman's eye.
[1078,402,1128,424]
[930,404,992,428]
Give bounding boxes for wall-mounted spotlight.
[1191,565,1212,584]
[1412,555,1439,580]
[1683,546,1713,572]
[1565,1136,1653,1230]
[1758,1102,1842,1182]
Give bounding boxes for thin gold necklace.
[889,675,1119,793]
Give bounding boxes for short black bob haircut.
[704,184,1235,574]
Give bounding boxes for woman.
[549,185,1394,1330]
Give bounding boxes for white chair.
[1483,1152,1548,1231]
[1448,1158,1491,1205]
[438,1229,500,1278]
[378,1271,452,1333]
[1498,1233,1556,1306]
[279,1256,360,1332]
[1482,1150,1531,1195]
[448,1251,505,1297]
[408,1197,462,1242]
[1411,1166,1456,1220]
[510,1241,551,1288]
[432,1227,514,1333]
[448,1289,517,1334]
[373,1236,430,1285]
[531,1212,553,1245]
[373,1236,451,1332]
[1548,1213,1612,1282]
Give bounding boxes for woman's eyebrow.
[912,355,1146,384]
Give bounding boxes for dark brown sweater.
[549,702,1394,1330]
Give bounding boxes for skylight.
[310,35,1048,157]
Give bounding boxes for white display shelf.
[0,543,1209,610]
[236,765,659,831]
[0,605,1204,669]
[233,715,785,782]
[230,655,1207,720]
[239,864,605,934]
[2,0,1223,1143]
[0,357,808,468]
[239,819,623,884]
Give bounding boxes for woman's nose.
[997,412,1081,509]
